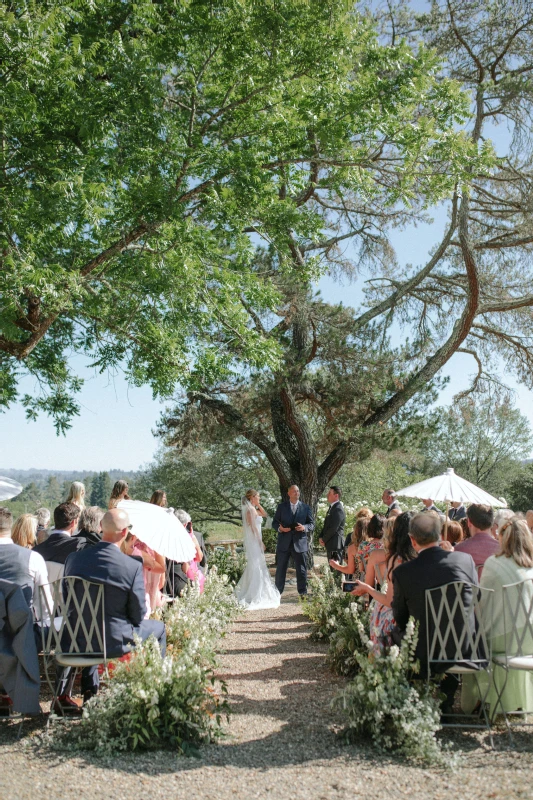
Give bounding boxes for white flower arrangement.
[333,618,447,764]
[50,572,240,755]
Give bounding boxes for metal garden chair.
[492,578,533,743]
[425,581,494,743]
[38,576,106,722]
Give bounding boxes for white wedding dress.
[234,500,280,610]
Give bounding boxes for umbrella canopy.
[0,476,23,502]
[396,468,506,508]
[117,499,196,562]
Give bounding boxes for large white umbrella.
[0,476,23,502]
[396,467,506,507]
[118,499,196,562]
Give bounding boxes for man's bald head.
[287,485,300,503]
[409,512,442,546]
[101,508,130,544]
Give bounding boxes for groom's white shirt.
[290,501,299,515]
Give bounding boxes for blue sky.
[4,198,531,472]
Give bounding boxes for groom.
[272,485,314,597]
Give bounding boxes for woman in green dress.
[461,516,533,717]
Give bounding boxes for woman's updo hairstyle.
[243,489,259,505]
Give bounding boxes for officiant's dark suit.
[273,488,314,596]
[321,489,346,567]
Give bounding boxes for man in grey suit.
[382,488,401,517]
[319,486,346,569]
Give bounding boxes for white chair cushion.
[55,655,104,667]
[493,654,533,670]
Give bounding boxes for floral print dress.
[356,538,384,580]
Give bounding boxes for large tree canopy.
[159,0,533,517]
[1,0,482,431]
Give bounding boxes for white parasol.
[117,499,196,562]
[0,476,23,502]
[396,467,507,507]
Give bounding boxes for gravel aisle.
[1,584,532,800]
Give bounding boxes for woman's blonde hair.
[497,517,533,568]
[150,490,167,507]
[244,489,259,504]
[351,517,369,548]
[109,480,130,509]
[66,481,86,510]
[355,507,372,520]
[12,514,38,549]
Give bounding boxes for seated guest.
[61,508,166,703]
[12,514,38,549]
[449,501,467,521]
[34,502,86,582]
[443,520,463,547]
[174,509,205,593]
[75,506,104,546]
[0,508,52,628]
[492,508,514,542]
[175,509,208,574]
[35,507,51,545]
[455,503,499,574]
[352,512,416,652]
[391,512,478,712]
[462,517,533,715]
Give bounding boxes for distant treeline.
[2,469,138,518]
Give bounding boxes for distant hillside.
[0,468,139,487]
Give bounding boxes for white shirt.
[290,501,299,515]
[0,537,52,625]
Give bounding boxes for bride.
[234,489,280,610]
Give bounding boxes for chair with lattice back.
[492,578,533,742]
[38,576,106,719]
[425,581,494,741]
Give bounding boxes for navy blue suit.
[272,501,314,596]
[60,541,166,695]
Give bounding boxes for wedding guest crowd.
[0,479,208,715]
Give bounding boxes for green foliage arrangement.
[300,567,353,641]
[54,636,226,755]
[206,549,247,587]
[51,571,239,755]
[327,600,371,678]
[163,570,240,659]
[333,618,445,765]
[261,528,278,554]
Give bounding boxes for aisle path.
[1,585,532,800]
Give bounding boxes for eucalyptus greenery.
[334,618,446,765]
[300,566,353,641]
[50,571,239,754]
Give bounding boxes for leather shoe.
[0,694,13,717]
[51,695,82,716]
